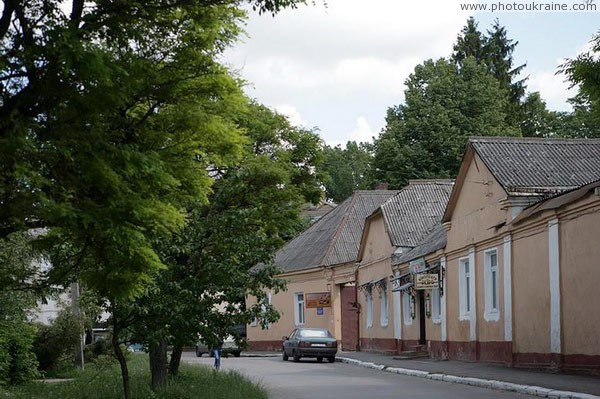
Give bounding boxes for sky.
[221,0,599,147]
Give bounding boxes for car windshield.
[299,329,331,338]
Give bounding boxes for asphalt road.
[182,353,536,399]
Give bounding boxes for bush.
[32,309,84,373]
[0,319,39,385]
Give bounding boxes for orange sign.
[305,292,332,308]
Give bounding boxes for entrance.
[340,284,358,351]
[418,290,426,345]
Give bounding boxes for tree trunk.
[112,326,131,399]
[149,339,168,390]
[168,344,183,377]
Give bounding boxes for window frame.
[403,291,413,325]
[366,286,373,328]
[459,256,471,320]
[380,284,389,327]
[431,288,442,324]
[294,292,305,326]
[484,248,500,322]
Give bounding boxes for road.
[182,352,536,399]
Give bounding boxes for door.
[341,284,358,351]
[418,290,426,345]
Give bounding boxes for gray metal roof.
[392,224,447,266]
[275,190,399,273]
[380,180,453,248]
[471,137,600,195]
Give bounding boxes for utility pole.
[71,282,85,370]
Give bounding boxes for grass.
[0,354,268,399]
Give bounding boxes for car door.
[284,329,297,355]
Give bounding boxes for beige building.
[248,137,600,374]
[246,190,398,351]
[393,137,600,373]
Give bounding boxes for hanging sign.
[415,273,439,290]
[409,258,427,274]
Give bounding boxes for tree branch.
[0,0,14,41]
[70,0,84,28]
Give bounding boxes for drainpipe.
[354,266,361,352]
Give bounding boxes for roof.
[274,190,399,273]
[510,179,600,226]
[392,224,447,266]
[443,137,600,223]
[471,137,600,195]
[379,180,453,248]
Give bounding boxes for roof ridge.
[469,136,600,143]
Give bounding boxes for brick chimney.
[375,182,389,190]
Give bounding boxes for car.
[282,327,337,363]
[195,335,242,358]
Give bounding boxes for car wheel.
[327,356,335,363]
[317,357,323,363]
[195,348,202,357]
[293,352,301,362]
[282,349,288,361]
[234,351,241,358]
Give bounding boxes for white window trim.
[431,288,442,324]
[484,248,500,322]
[294,292,305,326]
[403,291,413,325]
[366,287,373,328]
[380,285,389,327]
[459,256,471,321]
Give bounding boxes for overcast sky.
[221,0,599,146]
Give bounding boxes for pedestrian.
[213,338,223,370]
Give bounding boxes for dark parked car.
[282,327,337,363]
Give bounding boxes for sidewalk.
[335,351,600,399]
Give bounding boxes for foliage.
[371,57,520,188]
[320,141,373,203]
[519,92,564,138]
[452,17,527,127]
[32,308,85,373]
[558,34,600,138]
[0,232,41,385]
[0,354,268,399]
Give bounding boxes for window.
[294,293,305,326]
[431,288,442,323]
[484,249,500,321]
[366,286,373,328]
[403,291,413,325]
[459,257,471,319]
[380,284,389,327]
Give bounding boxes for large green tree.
[452,18,527,128]
[371,57,519,188]
[1,0,308,396]
[120,101,324,389]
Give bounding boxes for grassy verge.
[0,354,268,399]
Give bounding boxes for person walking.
[213,338,223,370]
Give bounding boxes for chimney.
[375,182,389,190]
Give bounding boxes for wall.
[357,213,396,352]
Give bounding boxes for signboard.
[305,292,331,308]
[415,273,439,290]
[409,258,427,274]
[316,307,324,315]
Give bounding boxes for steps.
[393,344,429,360]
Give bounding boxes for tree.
[519,92,563,138]
[320,141,373,203]
[371,57,520,188]
[451,18,527,128]
[123,101,324,389]
[0,232,41,385]
[1,0,308,396]
[558,34,600,138]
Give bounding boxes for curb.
[336,357,600,399]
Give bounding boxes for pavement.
[243,351,600,399]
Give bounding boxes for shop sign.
[409,258,427,274]
[305,292,332,308]
[415,273,439,290]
